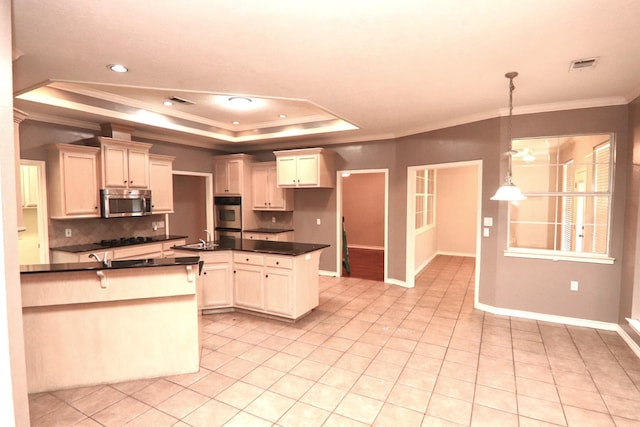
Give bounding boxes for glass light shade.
[490,181,526,201]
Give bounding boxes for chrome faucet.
[204,229,212,243]
[89,252,110,266]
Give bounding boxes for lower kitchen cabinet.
[173,250,232,310]
[233,253,264,311]
[264,265,293,316]
[244,231,294,242]
[173,246,324,320]
[200,253,232,309]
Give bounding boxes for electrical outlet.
[316,218,321,225]
[64,228,72,237]
[483,227,490,237]
[570,280,579,291]
[272,217,276,223]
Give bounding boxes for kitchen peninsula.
[20,256,201,393]
[174,239,329,321]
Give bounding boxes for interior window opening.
[507,134,613,258]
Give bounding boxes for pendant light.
[491,72,526,201]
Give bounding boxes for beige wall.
[342,173,384,249]
[436,166,478,256]
[170,175,207,244]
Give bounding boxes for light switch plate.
[483,217,493,227]
[483,227,490,237]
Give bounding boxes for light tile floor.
[28,256,640,426]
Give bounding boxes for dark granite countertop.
[50,235,188,253]
[20,256,201,275]
[243,228,294,234]
[174,239,329,256]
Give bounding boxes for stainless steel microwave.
[101,189,152,218]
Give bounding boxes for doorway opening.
[405,160,482,288]
[168,171,213,243]
[18,160,49,265]
[336,169,388,282]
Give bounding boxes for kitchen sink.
[176,242,219,250]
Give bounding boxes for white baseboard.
[437,250,476,257]
[414,253,438,276]
[385,277,411,288]
[617,323,640,359]
[319,270,337,277]
[347,244,384,251]
[476,302,619,331]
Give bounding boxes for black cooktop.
[97,236,155,247]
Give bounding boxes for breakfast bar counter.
[20,257,201,393]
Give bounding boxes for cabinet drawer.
[264,256,293,269]
[233,252,264,266]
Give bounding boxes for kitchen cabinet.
[20,164,39,208]
[213,154,254,195]
[99,138,151,189]
[274,148,335,188]
[252,162,293,210]
[174,250,233,310]
[201,255,233,309]
[264,256,293,316]
[244,231,294,242]
[233,253,265,310]
[149,154,175,213]
[47,143,101,219]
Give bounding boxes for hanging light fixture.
[491,71,526,201]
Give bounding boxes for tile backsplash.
[49,215,169,248]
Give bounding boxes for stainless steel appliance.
[215,228,242,245]
[214,196,242,229]
[214,196,242,243]
[101,189,152,218]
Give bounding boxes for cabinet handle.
[276,261,279,265]
[233,270,236,274]
[124,180,127,184]
[245,258,249,262]
[203,272,207,275]
[265,274,269,278]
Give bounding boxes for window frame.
[415,169,436,233]
[504,133,615,264]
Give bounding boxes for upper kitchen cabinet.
[273,148,336,188]
[97,138,151,189]
[252,162,293,211]
[213,153,254,195]
[47,143,101,219]
[149,154,175,213]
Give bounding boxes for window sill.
[504,249,615,264]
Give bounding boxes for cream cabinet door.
[149,155,174,213]
[226,159,242,194]
[201,262,232,308]
[264,268,293,316]
[276,156,298,187]
[126,148,149,188]
[252,164,270,208]
[103,144,128,188]
[233,265,263,310]
[62,150,100,216]
[213,159,229,194]
[295,154,320,186]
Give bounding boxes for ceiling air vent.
[168,96,196,105]
[569,57,599,72]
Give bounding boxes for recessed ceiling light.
[232,121,240,125]
[163,100,173,107]
[279,114,287,119]
[108,64,128,73]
